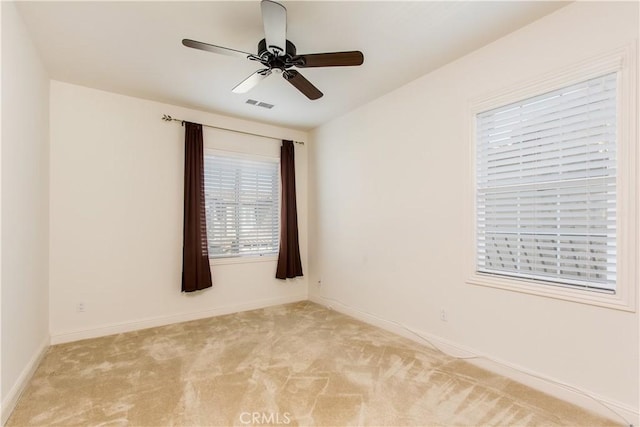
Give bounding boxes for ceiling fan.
[182,0,364,100]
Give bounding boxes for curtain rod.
[161,114,304,145]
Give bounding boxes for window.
[469,46,637,311]
[203,151,280,259]
[476,73,617,292]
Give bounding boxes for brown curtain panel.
[276,140,303,279]
[181,122,213,292]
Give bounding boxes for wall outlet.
[440,309,447,322]
[77,302,85,313]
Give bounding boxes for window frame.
[203,148,281,264]
[467,44,638,312]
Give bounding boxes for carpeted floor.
[7,301,616,426]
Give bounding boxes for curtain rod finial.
[162,114,173,122]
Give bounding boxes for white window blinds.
[476,72,617,292]
[203,152,280,258]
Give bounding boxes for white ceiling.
[16,1,569,131]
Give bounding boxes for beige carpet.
[7,301,616,426]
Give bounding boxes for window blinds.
[476,72,617,292]
[203,153,280,258]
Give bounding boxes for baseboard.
[309,295,639,426]
[1,335,50,426]
[51,294,307,345]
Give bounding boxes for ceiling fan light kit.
[182,0,364,101]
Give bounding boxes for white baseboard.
[50,294,307,345]
[1,335,50,426]
[309,295,639,427]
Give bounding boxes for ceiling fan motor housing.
[258,38,296,61]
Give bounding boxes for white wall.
[1,1,50,421]
[309,1,638,421]
[49,81,308,343]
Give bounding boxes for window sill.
[467,272,635,312]
[209,255,278,266]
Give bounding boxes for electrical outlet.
[440,309,447,322]
[77,302,85,313]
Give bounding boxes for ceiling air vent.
[246,99,274,109]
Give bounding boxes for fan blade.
[294,51,364,68]
[261,0,287,55]
[232,69,272,93]
[283,70,323,100]
[182,39,253,59]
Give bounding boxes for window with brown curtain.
[181,121,213,292]
[203,152,280,259]
[276,140,303,279]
